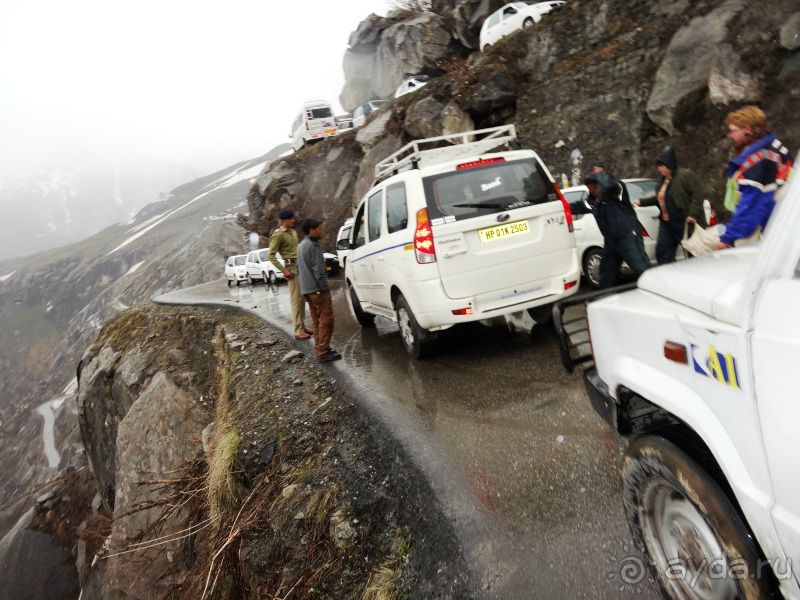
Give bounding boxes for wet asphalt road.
[156,277,656,599]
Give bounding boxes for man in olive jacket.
[640,146,705,264]
[269,209,311,340]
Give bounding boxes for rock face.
[646,0,746,134]
[104,373,209,598]
[340,11,460,111]
[0,509,80,600]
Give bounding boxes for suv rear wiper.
[452,202,502,209]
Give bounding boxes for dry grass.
[361,560,399,600]
[388,0,432,20]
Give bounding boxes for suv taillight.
[414,208,436,264]
[456,157,505,170]
[552,184,574,233]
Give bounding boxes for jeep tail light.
[456,157,505,170]
[552,184,574,233]
[414,208,436,264]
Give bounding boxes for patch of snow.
[0,271,15,282]
[46,303,54,313]
[36,401,61,468]
[112,299,129,311]
[107,190,211,255]
[278,148,293,158]
[124,260,146,276]
[127,211,169,234]
[214,161,267,190]
[62,378,78,396]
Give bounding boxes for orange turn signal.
[664,341,688,364]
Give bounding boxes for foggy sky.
[0,0,390,181]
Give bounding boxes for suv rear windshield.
[423,158,556,222]
[309,107,332,119]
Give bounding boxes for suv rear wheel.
[622,436,776,599]
[348,283,375,327]
[395,295,434,358]
[583,247,603,289]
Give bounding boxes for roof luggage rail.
[373,125,518,182]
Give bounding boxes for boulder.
[341,49,378,112]
[708,44,762,105]
[459,71,517,115]
[405,96,446,139]
[104,372,209,598]
[646,0,746,134]
[780,12,800,51]
[442,100,476,136]
[0,509,79,600]
[356,110,393,148]
[354,134,404,202]
[449,0,507,49]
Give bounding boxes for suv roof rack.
[374,125,518,182]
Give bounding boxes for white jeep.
[555,158,800,598]
[344,125,580,357]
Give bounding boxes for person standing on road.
[718,106,792,249]
[298,219,341,363]
[269,209,312,340]
[638,147,705,264]
[584,172,651,288]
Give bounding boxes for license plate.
[478,220,530,243]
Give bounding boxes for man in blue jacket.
[719,106,792,248]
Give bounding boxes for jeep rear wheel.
[395,295,434,359]
[348,283,374,328]
[622,436,776,599]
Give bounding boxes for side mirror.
[336,239,349,251]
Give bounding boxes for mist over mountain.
[0,158,198,261]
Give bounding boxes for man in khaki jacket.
[269,209,311,340]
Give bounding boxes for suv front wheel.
[395,295,434,359]
[622,435,776,599]
[348,283,375,327]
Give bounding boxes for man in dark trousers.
[584,172,651,288]
[298,218,340,363]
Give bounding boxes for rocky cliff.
[0,146,287,539]
[57,304,465,599]
[249,0,799,244]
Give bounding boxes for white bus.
[290,101,337,152]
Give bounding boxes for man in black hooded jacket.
[584,172,651,288]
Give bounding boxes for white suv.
[244,249,285,285]
[344,125,580,357]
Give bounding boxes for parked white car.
[352,99,388,128]
[480,1,566,51]
[344,125,580,358]
[562,178,660,287]
[554,153,800,600]
[244,249,285,285]
[224,254,248,286]
[394,75,430,99]
[335,217,355,269]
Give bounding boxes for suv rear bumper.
[412,268,581,329]
[583,366,618,431]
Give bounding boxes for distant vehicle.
[394,75,431,99]
[352,99,388,128]
[480,1,566,51]
[224,254,248,286]
[244,249,285,285]
[336,217,355,268]
[336,115,354,132]
[344,125,580,358]
[324,252,341,275]
[562,178,663,288]
[290,101,338,152]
